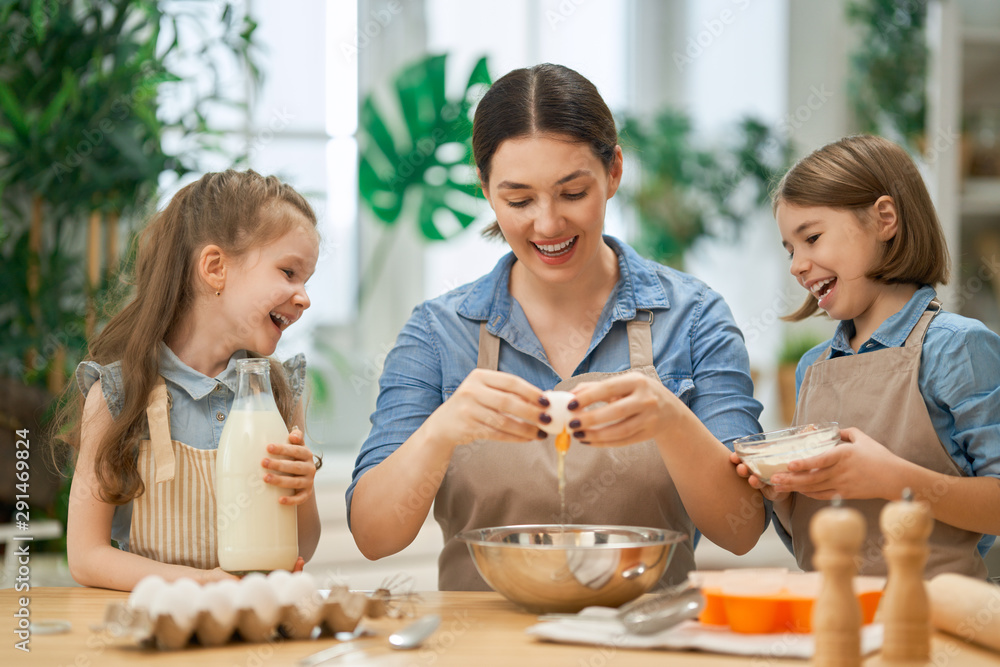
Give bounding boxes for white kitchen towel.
[526,607,884,658]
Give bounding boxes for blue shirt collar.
[829,285,938,353]
[158,342,246,400]
[456,235,671,335]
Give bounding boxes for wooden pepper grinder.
[879,488,932,664]
[811,497,866,667]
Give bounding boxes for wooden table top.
[3,587,999,666]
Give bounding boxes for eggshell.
[148,578,202,649]
[150,579,201,632]
[201,580,239,626]
[540,390,576,435]
[280,576,323,639]
[128,574,167,610]
[235,573,280,642]
[285,572,320,609]
[267,569,293,599]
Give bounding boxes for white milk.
[216,363,298,573]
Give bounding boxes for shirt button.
[865,343,873,349]
[214,384,222,392]
[216,411,225,422]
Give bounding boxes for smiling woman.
[347,64,769,592]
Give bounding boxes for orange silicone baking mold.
[692,571,884,634]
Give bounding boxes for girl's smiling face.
[777,202,887,323]
[219,206,319,356]
[481,133,622,284]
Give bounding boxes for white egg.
[236,572,281,625]
[540,390,576,435]
[266,569,294,603]
[128,574,166,610]
[201,581,239,626]
[285,572,319,609]
[150,578,202,632]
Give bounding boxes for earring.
[215,290,221,296]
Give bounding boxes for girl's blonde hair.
[772,134,949,321]
[57,170,317,504]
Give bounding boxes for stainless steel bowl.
[456,524,687,613]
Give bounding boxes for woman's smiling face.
[482,133,622,284]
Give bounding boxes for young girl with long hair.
[735,135,1000,578]
[62,170,322,590]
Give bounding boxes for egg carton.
[92,571,401,650]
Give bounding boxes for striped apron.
[128,378,219,570]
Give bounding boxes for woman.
[347,63,767,590]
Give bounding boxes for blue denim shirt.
[347,236,764,525]
[796,285,1000,555]
[76,344,306,551]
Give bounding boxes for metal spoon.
[299,614,441,665]
[389,613,441,649]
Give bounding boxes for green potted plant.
[619,110,792,267]
[846,0,928,154]
[357,53,491,302]
[0,0,259,553]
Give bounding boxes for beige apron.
[434,313,697,590]
[787,303,986,578]
[129,378,219,570]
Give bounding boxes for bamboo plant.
[0,0,259,394]
[0,0,258,525]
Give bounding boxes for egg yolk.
[555,427,570,453]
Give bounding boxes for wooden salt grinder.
[879,489,932,663]
[811,498,866,667]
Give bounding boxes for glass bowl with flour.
[734,422,840,484]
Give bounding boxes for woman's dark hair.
[472,63,618,239]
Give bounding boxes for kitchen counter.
[3,587,999,666]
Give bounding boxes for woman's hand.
[262,427,317,505]
[423,369,548,451]
[565,371,683,447]
[767,427,905,500]
[729,451,790,502]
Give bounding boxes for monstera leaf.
[359,54,491,241]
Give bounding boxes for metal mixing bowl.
[455,524,687,613]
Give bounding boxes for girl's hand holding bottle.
[265,427,318,505]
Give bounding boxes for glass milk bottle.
[216,358,297,572]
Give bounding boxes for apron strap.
[904,299,942,348]
[626,309,655,368]
[145,378,176,484]
[477,321,501,370]
[476,309,656,374]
